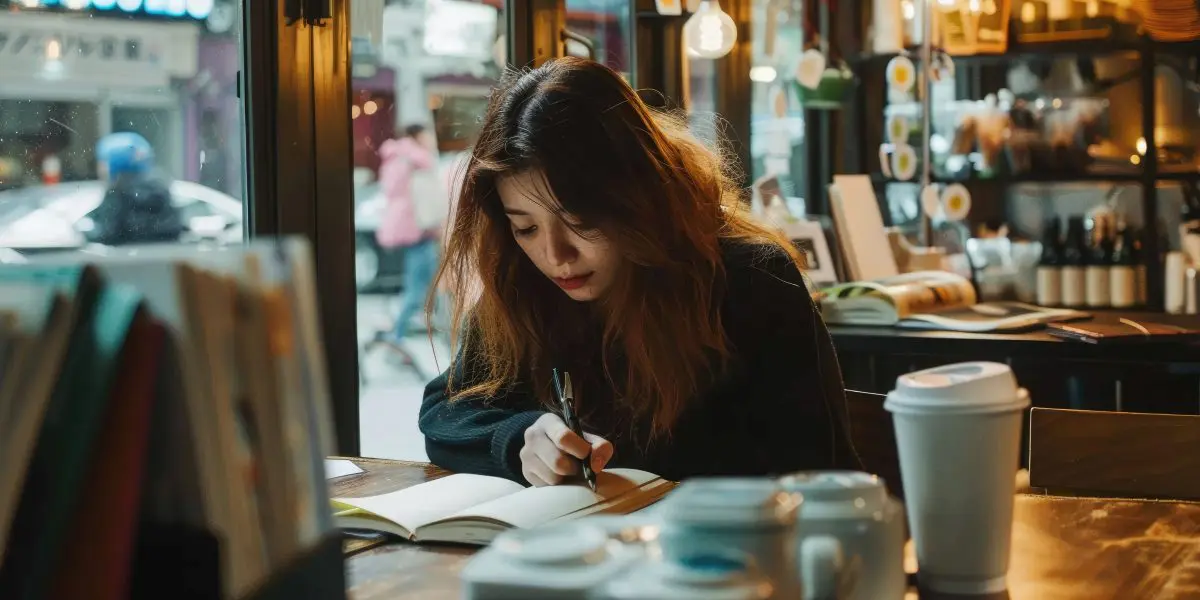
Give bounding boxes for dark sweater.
[418,242,859,483]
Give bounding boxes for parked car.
[0,179,243,255]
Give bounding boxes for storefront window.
[0,1,245,252]
[749,0,806,215]
[687,58,720,149]
[565,0,631,76]
[353,0,507,460]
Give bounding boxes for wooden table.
[333,458,1200,600]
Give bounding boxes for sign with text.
[0,12,198,90]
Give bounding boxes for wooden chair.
[843,389,905,500]
[1028,407,1200,501]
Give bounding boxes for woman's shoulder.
[719,239,811,292]
[717,239,818,325]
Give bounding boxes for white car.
[0,179,244,254]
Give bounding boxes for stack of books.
[0,238,343,600]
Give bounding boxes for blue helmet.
[97,132,154,177]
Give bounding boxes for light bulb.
[1136,137,1147,156]
[749,65,777,83]
[684,1,737,59]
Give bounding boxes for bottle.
[1132,228,1146,306]
[1110,227,1137,309]
[1036,218,1062,306]
[1060,217,1087,308]
[1086,232,1113,308]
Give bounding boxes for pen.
[551,368,597,492]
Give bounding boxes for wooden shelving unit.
[862,33,1200,310]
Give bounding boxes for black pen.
[551,368,597,491]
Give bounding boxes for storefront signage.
[35,0,215,20]
[0,11,197,89]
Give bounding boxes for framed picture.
[782,219,839,288]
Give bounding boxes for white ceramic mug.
[780,471,907,600]
[656,478,846,599]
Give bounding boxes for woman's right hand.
[520,413,613,487]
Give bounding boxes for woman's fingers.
[520,444,563,485]
[522,465,549,487]
[520,413,616,486]
[539,415,592,459]
[582,433,614,471]
[533,432,578,477]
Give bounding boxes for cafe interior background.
[1,0,1200,596]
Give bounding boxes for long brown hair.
[432,57,803,438]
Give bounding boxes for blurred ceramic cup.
[657,478,846,599]
[779,471,906,600]
[885,362,1029,595]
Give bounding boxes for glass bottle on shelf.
[1061,216,1088,308]
[1086,230,1113,308]
[1036,217,1062,307]
[1110,227,1137,309]
[1132,228,1146,307]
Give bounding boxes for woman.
[375,124,443,363]
[419,57,857,486]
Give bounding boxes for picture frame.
[781,219,840,288]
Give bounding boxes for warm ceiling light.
[684,1,737,59]
[749,66,777,83]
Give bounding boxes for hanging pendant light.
[684,0,738,59]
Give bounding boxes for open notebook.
[331,468,674,545]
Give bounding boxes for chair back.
[844,389,904,499]
[1029,407,1200,500]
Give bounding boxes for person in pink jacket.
[374,124,441,363]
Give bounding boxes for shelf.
[873,170,1200,186]
[1159,169,1200,181]
[855,37,1200,65]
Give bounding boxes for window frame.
[243,0,360,455]
[247,0,638,457]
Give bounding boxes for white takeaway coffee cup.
[884,362,1029,595]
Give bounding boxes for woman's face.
[497,170,620,302]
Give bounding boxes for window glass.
[353,0,506,461]
[565,0,631,76]
[749,0,806,216]
[687,58,721,149]
[0,0,245,254]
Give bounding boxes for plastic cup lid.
[778,471,888,509]
[660,478,799,527]
[885,361,1030,415]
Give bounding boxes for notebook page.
[436,468,661,529]
[333,474,523,533]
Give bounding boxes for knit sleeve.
[418,343,545,483]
